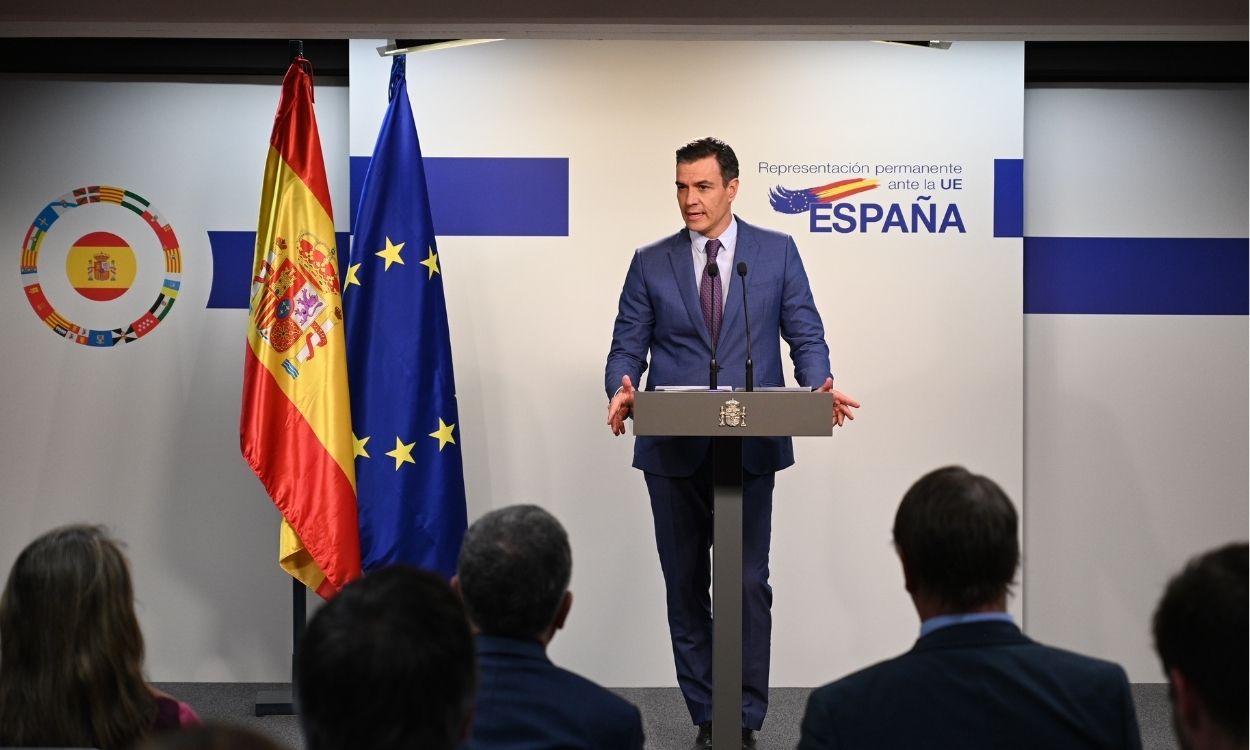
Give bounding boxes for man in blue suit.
[455,504,645,750]
[797,466,1143,750]
[605,137,858,749]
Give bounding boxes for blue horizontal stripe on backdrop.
[1024,237,1248,315]
[210,233,1247,313]
[207,157,570,308]
[350,155,569,236]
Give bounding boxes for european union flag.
[345,56,467,578]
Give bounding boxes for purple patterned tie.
[700,238,723,347]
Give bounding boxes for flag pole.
[253,39,311,718]
[254,577,306,716]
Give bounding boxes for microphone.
[706,263,720,389]
[737,262,753,392]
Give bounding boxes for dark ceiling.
[0,39,1244,83]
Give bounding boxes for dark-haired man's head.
[892,466,1019,617]
[676,137,739,184]
[455,504,573,644]
[674,138,740,239]
[1153,542,1248,750]
[296,566,475,750]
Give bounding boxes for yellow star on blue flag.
[429,418,456,450]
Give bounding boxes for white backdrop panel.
[1023,86,1248,682]
[351,39,1023,687]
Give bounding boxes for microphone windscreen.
[737,261,748,277]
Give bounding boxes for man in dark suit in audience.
[297,566,476,750]
[454,504,645,750]
[1153,542,1247,750]
[797,465,1142,750]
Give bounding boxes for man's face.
[676,155,738,239]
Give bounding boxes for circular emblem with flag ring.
[19,185,183,347]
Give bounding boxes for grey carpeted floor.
[155,682,1177,750]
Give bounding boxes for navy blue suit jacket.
[467,635,644,750]
[797,620,1142,750]
[605,218,831,477]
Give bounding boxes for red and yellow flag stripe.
[240,57,360,597]
[811,177,879,202]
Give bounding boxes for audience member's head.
[1153,542,1248,750]
[892,466,1019,615]
[297,566,475,750]
[0,523,158,750]
[135,723,289,750]
[455,504,573,643]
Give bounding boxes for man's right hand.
[606,375,636,436]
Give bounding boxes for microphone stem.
[706,261,720,390]
[739,265,753,392]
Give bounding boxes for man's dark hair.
[457,504,572,639]
[892,466,1019,611]
[676,137,739,183]
[1152,542,1248,742]
[296,566,475,750]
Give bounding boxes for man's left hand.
[817,377,860,427]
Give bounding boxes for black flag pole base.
[254,576,307,717]
[254,689,295,717]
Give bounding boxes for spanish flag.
[240,56,360,598]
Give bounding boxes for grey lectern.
[633,389,831,750]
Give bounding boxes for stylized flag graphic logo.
[768,177,879,214]
[66,231,137,301]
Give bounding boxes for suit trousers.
[645,452,774,731]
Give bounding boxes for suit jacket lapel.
[669,229,712,350]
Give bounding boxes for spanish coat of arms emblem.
[718,398,746,428]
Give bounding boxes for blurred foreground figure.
[1153,542,1248,750]
[0,524,200,750]
[798,466,1141,750]
[455,504,644,750]
[297,565,475,750]
[135,723,289,750]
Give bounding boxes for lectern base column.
[631,389,832,749]
[711,436,743,750]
